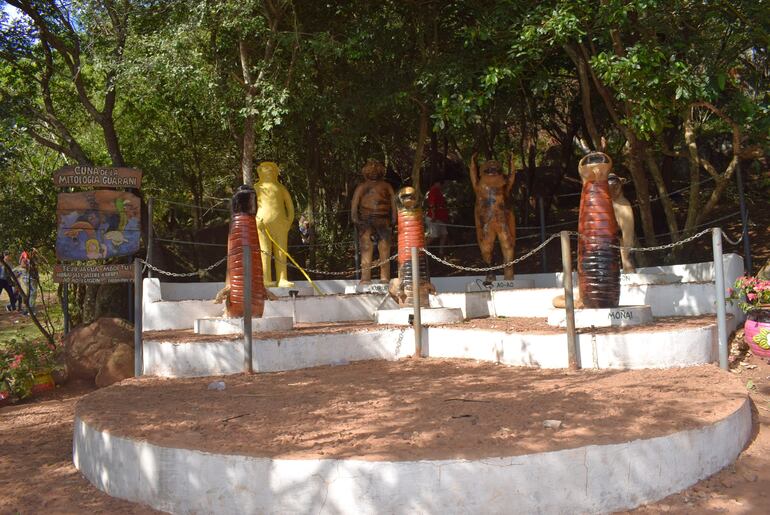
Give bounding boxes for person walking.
[18,249,40,315]
[0,250,18,312]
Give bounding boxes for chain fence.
[141,224,740,278]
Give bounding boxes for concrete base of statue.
[194,316,294,335]
[547,305,653,329]
[375,307,464,326]
[464,278,535,292]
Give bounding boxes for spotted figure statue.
[351,159,397,284]
[470,153,518,281]
[577,152,621,308]
[608,173,636,274]
[255,162,295,288]
[389,186,435,307]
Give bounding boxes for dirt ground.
[78,360,744,461]
[2,339,770,513]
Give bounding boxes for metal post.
[560,231,579,369]
[62,283,70,334]
[411,246,423,358]
[128,282,134,323]
[243,245,254,373]
[353,225,361,281]
[735,163,752,274]
[712,228,729,370]
[538,196,548,272]
[289,289,299,324]
[147,197,155,278]
[133,258,143,377]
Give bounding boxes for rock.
[207,380,226,391]
[543,419,563,429]
[63,318,133,381]
[95,343,135,388]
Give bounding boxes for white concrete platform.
[142,254,745,331]
[464,278,535,291]
[194,316,293,335]
[621,273,681,285]
[344,283,390,294]
[375,307,464,326]
[547,305,653,328]
[143,319,721,377]
[73,397,751,515]
[269,286,315,297]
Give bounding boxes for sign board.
[56,190,141,261]
[53,264,134,284]
[54,166,142,189]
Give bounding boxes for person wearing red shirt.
[425,180,449,255]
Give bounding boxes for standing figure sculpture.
[255,161,295,287]
[470,154,518,281]
[215,185,265,317]
[389,186,435,307]
[608,173,636,274]
[351,159,397,284]
[577,152,621,308]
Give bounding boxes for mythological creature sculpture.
[351,159,397,284]
[255,162,295,287]
[215,185,265,317]
[470,154,518,281]
[607,173,636,274]
[577,152,621,308]
[608,173,636,274]
[389,186,435,306]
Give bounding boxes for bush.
[0,336,57,402]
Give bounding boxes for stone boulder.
[63,317,133,381]
[95,343,135,387]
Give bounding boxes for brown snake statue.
[214,185,268,317]
[576,152,621,308]
[388,186,435,307]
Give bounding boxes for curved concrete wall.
[73,398,751,515]
[143,323,718,377]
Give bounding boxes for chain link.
[567,228,713,252]
[721,231,744,246]
[291,253,399,276]
[422,232,561,272]
[140,255,227,278]
[138,225,725,278]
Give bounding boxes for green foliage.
[0,0,767,272]
[0,335,57,401]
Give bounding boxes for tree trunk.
[564,44,602,150]
[644,148,679,240]
[625,138,658,245]
[411,100,429,198]
[241,113,256,185]
[682,110,701,235]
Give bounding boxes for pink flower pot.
[745,310,770,359]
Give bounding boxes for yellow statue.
[255,162,295,287]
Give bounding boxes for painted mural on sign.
[56,191,141,261]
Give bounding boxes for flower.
[728,275,770,313]
[0,337,58,402]
[10,354,24,369]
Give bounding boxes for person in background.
[19,249,40,315]
[425,179,449,255]
[0,250,18,312]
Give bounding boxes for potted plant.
[0,337,57,404]
[728,276,770,358]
